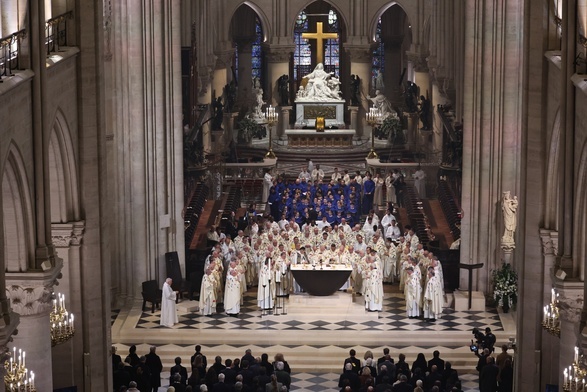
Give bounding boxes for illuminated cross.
[302,22,338,65]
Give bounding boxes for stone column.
[212,48,233,99]
[348,106,359,137]
[235,41,253,110]
[404,112,419,149]
[345,43,372,139]
[224,112,239,144]
[50,222,85,389]
[265,45,293,106]
[5,261,63,392]
[197,67,213,154]
[278,106,292,140]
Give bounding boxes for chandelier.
[542,287,560,337]
[563,347,587,391]
[50,293,75,346]
[4,347,36,391]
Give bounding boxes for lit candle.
[71,314,74,330]
[31,371,34,389]
[23,351,25,367]
[576,347,579,363]
[565,368,568,384]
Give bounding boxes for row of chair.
[185,182,209,247]
[401,185,430,248]
[437,180,461,239]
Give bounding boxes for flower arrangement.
[374,114,404,144]
[492,263,518,308]
[237,116,266,143]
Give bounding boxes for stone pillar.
[265,45,293,106]
[345,43,372,139]
[235,41,253,110]
[212,49,233,100]
[278,106,292,140]
[51,222,85,389]
[348,106,359,136]
[198,67,213,154]
[404,112,419,149]
[224,112,239,144]
[460,0,525,291]
[5,261,63,392]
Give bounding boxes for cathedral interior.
[0,0,586,391]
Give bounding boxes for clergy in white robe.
[423,269,444,321]
[363,258,383,311]
[404,267,421,318]
[160,278,178,327]
[412,167,426,198]
[199,269,217,316]
[257,256,275,310]
[224,262,241,315]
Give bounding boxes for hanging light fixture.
[50,293,75,346]
[4,346,35,391]
[563,347,587,391]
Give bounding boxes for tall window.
[371,18,385,89]
[293,11,311,80]
[251,17,263,79]
[324,10,340,76]
[293,9,341,80]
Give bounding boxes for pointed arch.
[2,143,35,272]
[370,2,412,41]
[48,108,80,223]
[291,0,349,38]
[229,2,270,42]
[544,108,561,230]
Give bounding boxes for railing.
[0,30,26,81]
[46,11,73,54]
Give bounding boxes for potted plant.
[236,116,266,144]
[374,114,404,144]
[491,263,518,312]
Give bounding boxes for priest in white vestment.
[363,259,383,311]
[404,267,421,319]
[199,269,217,316]
[257,256,275,310]
[224,262,241,316]
[160,278,178,327]
[423,269,444,322]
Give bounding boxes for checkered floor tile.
[131,287,503,333]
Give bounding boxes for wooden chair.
[141,280,162,313]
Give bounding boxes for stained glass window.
[251,17,263,79]
[372,18,385,87]
[294,9,341,80]
[324,10,340,75]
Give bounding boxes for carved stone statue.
[295,63,342,102]
[501,191,518,247]
[350,74,361,106]
[211,97,224,130]
[252,87,265,121]
[368,90,395,119]
[277,74,289,106]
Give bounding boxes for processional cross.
[302,22,338,65]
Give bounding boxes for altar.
[290,264,352,296]
[294,100,345,128]
[285,129,355,148]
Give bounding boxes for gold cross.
[302,22,338,65]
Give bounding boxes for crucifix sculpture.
[302,22,338,65]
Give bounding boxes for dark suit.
[213,381,234,392]
[344,357,362,374]
[428,357,445,373]
[170,364,188,385]
[275,369,291,389]
[338,370,361,392]
[391,381,413,392]
[221,367,237,385]
[145,352,163,391]
[480,363,499,392]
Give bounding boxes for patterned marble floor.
[112,284,515,392]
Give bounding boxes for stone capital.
[51,221,85,248]
[344,43,374,63]
[263,45,295,63]
[214,49,234,70]
[71,220,86,246]
[5,259,64,317]
[554,281,584,323]
[539,228,554,256]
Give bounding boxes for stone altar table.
[285,129,355,148]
